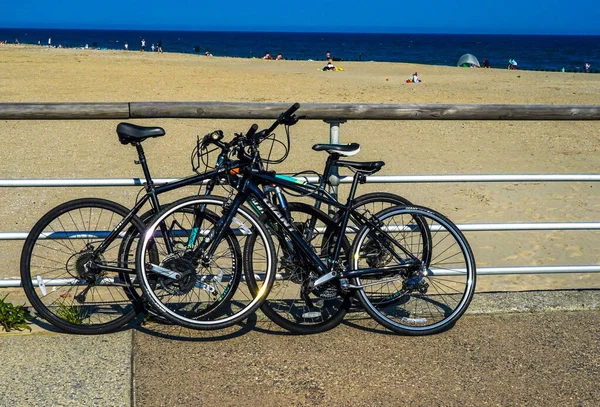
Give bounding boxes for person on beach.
[326,50,331,60]
[263,52,273,59]
[124,42,128,51]
[205,51,213,56]
[140,39,146,52]
[322,59,336,71]
[48,37,51,47]
[406,72,421,83]
[276,53,283,60]
[151,44,155,52]
[584,62,590,73]
[483,58,491,68]
[157,40,162,53]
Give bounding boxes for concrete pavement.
[1,290,599,407]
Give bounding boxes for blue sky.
[2,0,599,35]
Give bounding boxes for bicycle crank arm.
[147,263,183,280]
[312,271,338,288]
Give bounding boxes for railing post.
[324,120,346,214]
[324,119,346,214]
[326,120,345,145]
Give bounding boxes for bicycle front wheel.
[351,205,476,335]
[20,198,145,334]
[136,196,276,330]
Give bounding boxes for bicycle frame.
[189,167,421,289]
[90,141,241,276]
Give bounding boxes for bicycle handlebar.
[251,102,300,144]
[197,103,301,170]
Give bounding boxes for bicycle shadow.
[133,311,258,342]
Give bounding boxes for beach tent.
[457,53,480,68]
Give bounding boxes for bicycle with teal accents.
[158,105,424,334]
[136,103,477,335]
[240,141,424,334]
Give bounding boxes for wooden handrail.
[1,102,599,120]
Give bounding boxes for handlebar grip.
[246,124,259,138]
[280,103,300,120]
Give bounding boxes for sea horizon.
[2,27,599,72]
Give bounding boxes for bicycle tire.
[136,195,276,330]
[351,205,476,335]
[20,198,146,334]
[244,202,351,334]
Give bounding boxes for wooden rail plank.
[1,102,600,120]
[0,103,130,120]
[130,102,600,120]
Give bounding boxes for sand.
[0,44,599,295]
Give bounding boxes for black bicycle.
[20,122,275,334]
[199,116,419,333]
[137,104,477,335]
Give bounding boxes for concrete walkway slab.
[133,310,600,407]
[132,291,600,407]
[1,290,599,406]
[0,330,132,407]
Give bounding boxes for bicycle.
[137,104,476,335]
[239,138,423,334]
[20,122,275,334]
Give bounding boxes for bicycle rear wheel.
[136,196,276,330]
[351,205,476,335]
[345,192,432,307]
[244,202,351,334]
[20,198,145,334]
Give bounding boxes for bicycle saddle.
[335,160,385,174]
[116,123,166,145]
[312,143,360,156]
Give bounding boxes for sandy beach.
[0,44,599,295]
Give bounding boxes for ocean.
[1,28,599,72]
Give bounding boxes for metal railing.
[1,102,599,288]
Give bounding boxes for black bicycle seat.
[116,123,166,145]
[312,143,360,156]
[335,160,385,174]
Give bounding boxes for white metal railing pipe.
[2,174,600,188]
[2,265,599,288]
[2,222,600,241]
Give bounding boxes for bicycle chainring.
[159,252,197,295]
